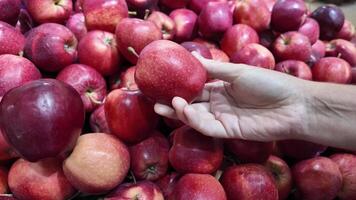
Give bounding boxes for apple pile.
[0,0,355,199]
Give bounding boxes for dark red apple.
[259,29,277,49]
[220,24,259,57]
[0,166,7,194]
[155,172,180,198]
[0,21,25,55]
[147,11,176,40]
[171,173,227,200]
[193,37,218,49]
[298,17,320,45]
[160,0,189,10]
[57,64,107,112]
[78,30,120,76]
[105,88,159,144]
[198,2,233,39]
[163,118,185,129]
[0,54,41,101]
[330,154,356,200]
[336,19,355,41]
[90,105,110,133]
[275,60,312,80]
[264,155,292,200]
[0,130,18,160]
[117,66,138,90]
[82,0,128,33]
[309,40,326,64]
[106,181,164,200]
[169,9,198,42]
[181,41,212,59]
[221,164,278,200]
[24,0,72,24]
[271,0,307,32]
[210,48,230,62]
[226,139,274,163]
[0,0,21,25]
[188,0,226,14]
[115,18,161,64]
[0,79,84,162]
[231,43,275,69]
[66,12,87,41]
[278,140,327,160]
[135,40,207,104]
[313,57,352,84]
[8,158,76,200]
[292,156,343,200]
[326,39,356,67]
[273,31,312,62]
[24,23,77,72]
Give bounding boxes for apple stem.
[86,92,103,105]
[127,47,139,58]
[214,170,223,180]
[143,9,150,20]
[130,170,137,184]
[128,11,137,16]
[337,53,342,58]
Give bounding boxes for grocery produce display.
[0,0,355,200]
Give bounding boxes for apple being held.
[8,158,76,200]
[312,57,352,84]
[278,140,327,160]
[181,41,213,59]
[210,48,230,62]
[66,12,88,41]
[0,21,25,56]
[326,39,356,67]
[231,43,275,69]
[155,172,180,198]
[271,0,307,32]
[336,19,355,41]
[0,0,21,25]
[226,139,274,163]
[90,105,110,133]
[169,9,198,42]
[105,181,164,200]
[298,18,320,45]
[275,60,312,80]
[135,40,207,104]
[292,156,343,200]
[24,0,72,24]
[147,11,176,40]
[63,133,130,194]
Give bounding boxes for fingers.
[154,103,177,119]
[195,81,225,102]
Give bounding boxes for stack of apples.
[0,0,355,199]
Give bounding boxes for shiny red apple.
[312,57,352,84]
[0,0,21,25]
[0,21,25,56]
[66,12,88,41]
[169,9,198,42]
[231,43,275,69]
[336,19,355,41]
[271,0,307,32]
[298,17,320,45]
[147,11,176,40]
[106,181,164,200]
[326,39,356,67]
[275,60,312,80]
[24,0,72,24]
[181,41,213,59]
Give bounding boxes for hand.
[155,53,309,141]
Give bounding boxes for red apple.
[57,64,107,112]
[106,181,164,200]
[198,2,233,39]
[126,0,158,15]
[313,57,352,84]
[0,79,84,162]
[298,18,320,45]
[15,8,34,35]
[117,66,138,90]
[220,24,259,57]
[330,154,356,200]
[169,9,198,42]
[0,21,25,55]
[259,29,277,49]
[271,0,307,32]
[0,166,7,194]
[171,173,227,200]
[63,133,130,194]
[130,132,169,181]
[163,118,185,129]
[278,140,327,160]
[210,48,230,62]
[336,19,355,41]
[24,0,72,24]
[24,23,77,72]
[226,139,274,163]
[135,40,207,104]
[326,39,356,67]
[188,0,226,14]
[292,156,343,200]
[0,0,21,25]
[115,18,162,64]
[147,11,176,40]
[0,130,18,160]
[66,12,88,41]
[82,0,128,33]
[221,164,278,200]
[0,54,41,101]
[193,37,218,49]
[231,43,275,69]
[90,105,110,133]
[181,41,213,59]
[155,172,180,198]
[273,31,312,62]
[275,60,312,80]
[233,0,271,32]
[264,155,292,200]
[160,0,189,10]
[78,30,120,76]
[9,158,76,200]
[105,88,159,144]
[309,39,326,64]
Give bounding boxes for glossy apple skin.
[326,39,356,67]
[210,48,230,62]
[0,131,18,160]
[309,40,326,64]
[130,132,169,181]
[198,2,233,40]
[63,133,130,194]
[115,18,162,64]
[169,126,223,174]
[330,154,356,200]
[160,0,189,10]
[8,158,76,200]
[0,79,84,162]
[298,18,320,45]
[181,41,213,59]
[278,140,327,160]
[336,20,355,41]
[264,155,292,200]
[90,105,110,133]
[155,172,180,198]
[116,66,138,90]
[66,12,88,41]
[135,40,207,104]
[273,31,312,62]
[147,11,176,40]
[82,0,128,33]
[171,173,227,200]
[234,0,271,32]
[292,157,343,200]
[169,9,198,43]
[24,0,72,24]
[0,54,41,101]
[313,57,352,84]
[220,24,259,58]
[57,64,107,112]
[226,139,274,163]
[0,0,21,25]
[24,23,78,72]
[188,0,226,14]
[221,164,278,200]
[105,89,159,144]
[271,0,307,32]
[275,60,312,80]
[0,21,25,55]
[106,181,164,200]
[78,30,120,76]
[231,43,275,69]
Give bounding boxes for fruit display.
[0,0,354,200]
